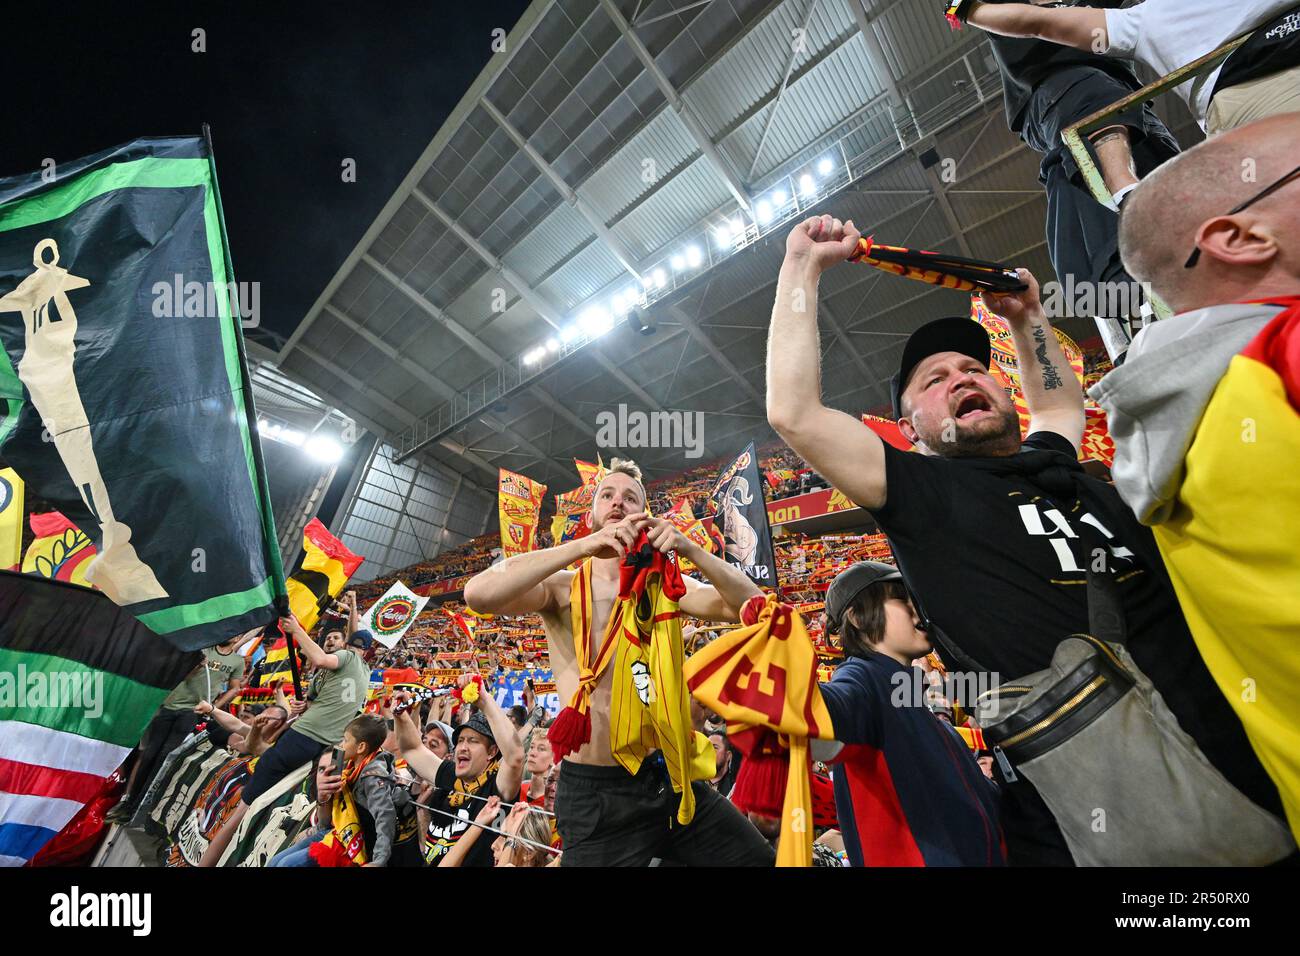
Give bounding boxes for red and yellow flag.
[499,469,547,558]
[662,497,714,572]
[285,518,365,631]
[684,594,835,866]
[22,511,96,588]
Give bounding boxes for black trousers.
[554,758,775,867]
[1022,69,1182,317]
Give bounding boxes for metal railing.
[392,46,1002,463]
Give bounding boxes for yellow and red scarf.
[548,532,714,823]
[684,594,835,866]
[849,235,1025,293]
[309,751,379,867]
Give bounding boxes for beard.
[914,405,1021,458]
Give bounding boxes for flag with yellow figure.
[498,469,547,558]
[684,594,835,866]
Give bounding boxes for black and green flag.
[0,136,286,651]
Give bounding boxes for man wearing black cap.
[392,673,523,867]
[766,214,1286,864]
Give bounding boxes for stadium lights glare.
[560,324,580,343]
[579,306,613,337]
[523,346,547,365]
[685,245,703,268]
[612,292,627,314]
[652,268,666,289]
[756,199,773,224]
[799,173,816,197]
[714,227,733,249]
[545,338,559,352]
[305,435,344,463]
[817,156,834,176]
[729,217,743,238]
[671,253,686,271]
[772,189,788,206]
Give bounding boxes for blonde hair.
[511,811,556,867]
[597,457,646,506]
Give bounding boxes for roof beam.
[476,97,642,278]
[598,0,753,211]
[660,303,763,406]
[293,343,505,485]
[748,0,827,179]
[321,303,576,481]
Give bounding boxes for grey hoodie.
[1087,302,1284,525]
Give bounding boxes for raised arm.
[472,676,523,801]
[981,271,1085,451]
[393,695,444,783]
[767,216,890,511]
[463,514,650,615]
[281,616,342,671]
[964,1,1108,51]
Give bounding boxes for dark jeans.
[1022,69,1181,313]
[241,728,326,806]
[124,707,198,812]
[555,758,774,867]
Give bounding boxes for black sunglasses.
[1184,163,1300,268]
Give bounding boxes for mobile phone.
[331,746,345,774]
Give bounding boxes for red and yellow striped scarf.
[548,533,714,823]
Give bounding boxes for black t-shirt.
[871,432,1282,819]
[984,0,1137,132]
[423,759,505,868]
[1212,6,1300,100]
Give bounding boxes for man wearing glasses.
[1091,111,1300,843]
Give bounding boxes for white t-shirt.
[1105,0,1300,128]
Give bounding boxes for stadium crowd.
[89,0,1300,867]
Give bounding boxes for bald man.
[1089,112,1300,842]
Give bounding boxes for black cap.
[890,316,991,419]
[453,710,496,749]
[824,561,903,634]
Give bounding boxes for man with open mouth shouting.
[765,214,1287,865]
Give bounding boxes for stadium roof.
[255,0,1200,495]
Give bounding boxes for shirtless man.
[464,458,773,866]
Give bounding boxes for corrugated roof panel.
[725,31,879,181]
[579,107,698,223]
[500,200,593,286]
[682,1,803,137]
[534,239,627,313]
[609,157,733,261]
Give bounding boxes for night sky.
[1,0,532,346]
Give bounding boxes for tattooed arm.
[982,269,1085,453]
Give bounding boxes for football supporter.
[463,459,774,866]
[766,213,1287,864]
[1091,112,1300,839]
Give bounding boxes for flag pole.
[201,122,289,615]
